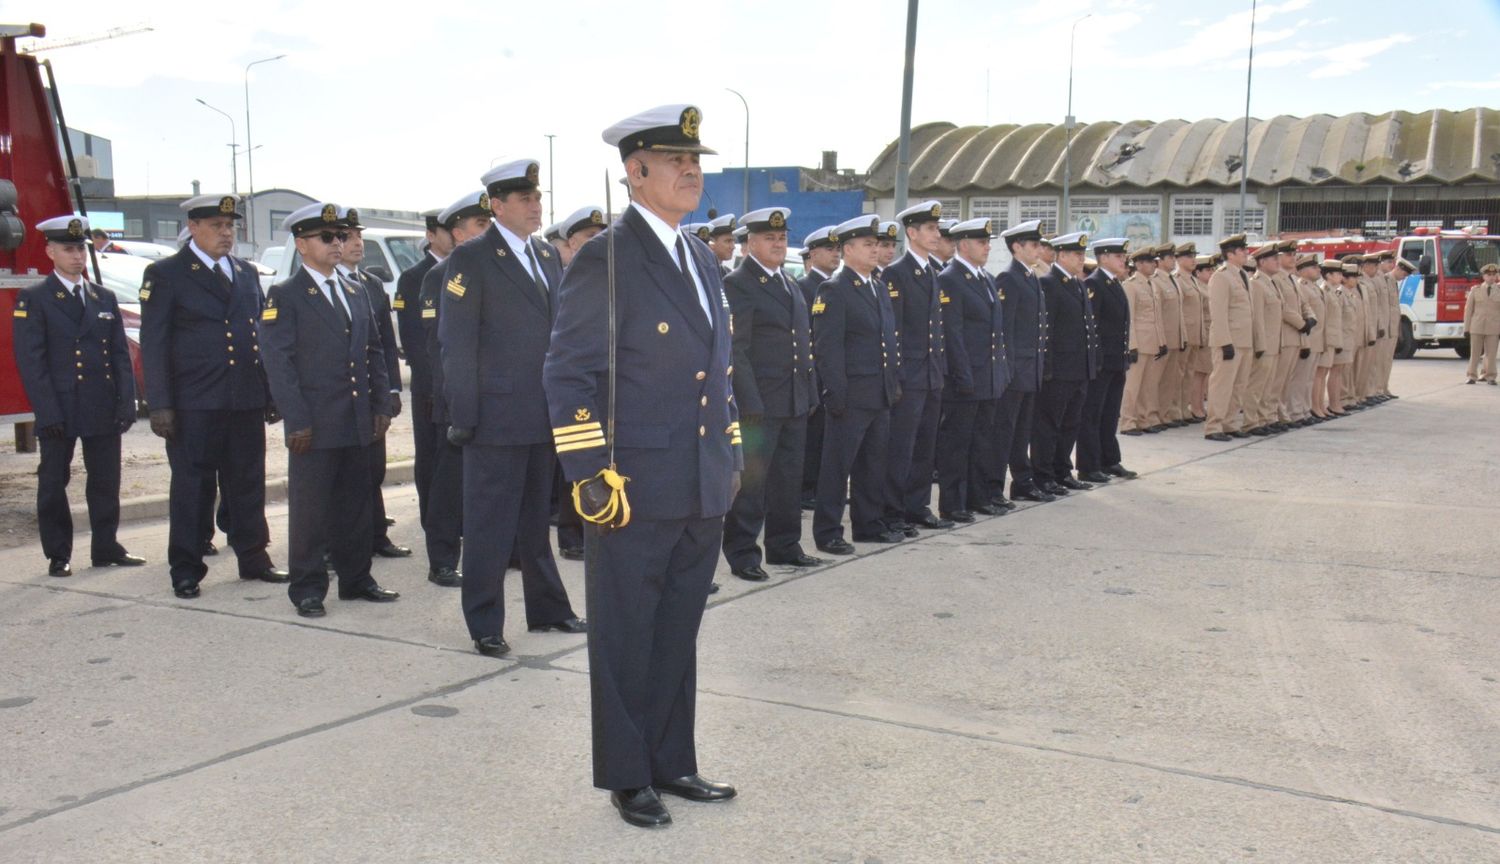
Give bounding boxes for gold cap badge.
[769,211,786,230]
[680,107,701,140]
[321,204,338,223]
[219,196,236,214]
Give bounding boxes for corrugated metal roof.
[866,109,1500,193]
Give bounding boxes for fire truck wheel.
[1395,319,1416,360]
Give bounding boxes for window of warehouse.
[1171,196,1215,235]
[1225,207,1266,234]
[1119,196,1161,214]
[1065,196,1109,233]
[934,198,962,220]
[1019,198,1058,233]
[156,220,179,239]
[969,197,1012,232]
[124,219,143,239]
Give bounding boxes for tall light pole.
[244,53,286,249]
[1239,0,1258,235]
[194,98,238,195]
[1061,13,1092,233]
[893,0,919,226]
[725,88,749,214]
[545,133,556,225]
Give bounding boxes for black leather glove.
[374,413,391,437]
[956,384,975,397]
[264,404,281,425]
[149,408,176,441]
[1367,340,1375,347]
[38,423,65,438]
[1335,347,1343,354]
[116,417,133,434]
[1221,345,1234,361]
[447,426,474,446]
[1377,329,1385,339]
[287,427,313,454]
[388,393,402,418]
[1299,347,1311,359]
[1129,348,1140,365]
[1255,350,1265,359]
[1155,345,1168,359]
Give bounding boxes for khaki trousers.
[1273,345,1300,421]
[1467,332,1500,381]
[1245,351,1279,427]
[1348,346,1368,405]
[1378,334,1395,394]
[1206,350,1252,435]
[1157,349,1185,422]
[1286,352,1317,419]
[1122,354,1166,429]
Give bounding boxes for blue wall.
[687,166,865,246]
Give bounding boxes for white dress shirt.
[631,202,713,325]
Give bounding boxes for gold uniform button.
[350,376,357,383]
[698,426,706,437]
[700,396,707,406]
[76,374,83,380]
[695,371,706,381]
[726,366,733,375]
[228,346,235,352]
[229,359,236,366]
[74,350,81,356]
[76,362,83,368]
[225,332,233,338]
[352,390,360,397]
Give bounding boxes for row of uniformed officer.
[1077,238,1137,482]
[796,225,839,509]
[12,215,144,576]
[1031,232,1101,493]
[990,221,1050,504]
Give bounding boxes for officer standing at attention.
[394,210,449,528]
[992,220,1050,504]
[552,205,608,563]
[1204,235,1257,441]
[705,213,737,274]
[1173,243,1208,422]
[883,201,951,532]
[1076,238,1136,482]
[874,221,899,279]
[417,191,492,589]
[720,206,822,581]
[140,194,286,597]
[1032,231,1099,493]
[441,160,585,657]
[934,219,957,268]
[933,217,1008,521]
[259,203,398,618]
[1245,243,1285,435]
[811,214,905,553]
[337,208,411,559]
[12,215,143,577]
[544,104,742,828]
[1119,247,1165,436]
[797,225,838,510]
[1152,243,1188,427]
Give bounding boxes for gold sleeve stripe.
[731,437,742,445]
[554,430,606,445]
[12,310,26,318]
[552,421,603,436]
[556,438,607,454]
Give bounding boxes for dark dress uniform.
[395,250,437,525]
[1079,266,1131,475]
[934,259,1008,516]
[882,250,945,525]
[419,261,463,577]
[1033,264,1100,487]
[796,268,830,504]
[721,255,816,571]
[140,243,275,591]
[992,259,1048,499]
[345,266,402,552]
[440,221,578,641]
[259,266,391,608]
[811,266,902,547]
[543,204,741,792]
[12,273,136,565]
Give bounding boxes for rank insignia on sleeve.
[811,301,826,315]
[393,297,405,310]
[939,291,950,305]
[574,407,591,422]
[139,288,152,301]
[261,307,278,322]
[889,288,900,298]
[446,274,466,298]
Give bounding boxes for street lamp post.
[1061,13,1091,233]
[194,98,238,195]
[1239,0,1258,235]
[244,53,287,249]
[725,88,749,214]
[545,133,556,225]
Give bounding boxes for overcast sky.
[18,0,1500,218]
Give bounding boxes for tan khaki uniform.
[1378,270,1399,394]
[1319,281,1343,369]
[1192,277,1214,374]
[1271,271,1308,421]
[1205,266,1255,435]
[1336,287,1358,367]
[1153,269,1187,422]
[1286,276,1323,419]
[1120,272,1164,431]
[1351,276,1379,401]
[1246,270,1283,427]
[1464,281,1500,381]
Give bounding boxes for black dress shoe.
[1080,470,1112,484]
[611,787,671,828]
[1057,477,1092,491]
[765,552,825,567]
[800,497,817,511]
[907,513,954,530]
[1229,430,1251,438]
[654,773,737,802]
[375,543,412,558]
[92,552,146,567]
[1105,464,1138,479]
[708,582,720,594]
[1250,426,1271,436]
[851,530,904,544]
[1189,415,1207,424]
[1205,432,1233,442]
[941,510,975,523]
[1142,425,1164,434]
[559,546,584,561]
[991,496,1017,511]
[1121,428,1144,436]
[1039,481,1069,496]
[48,558,71,577]
[428,567,463,587]
[529,616,587,634]
[295,598,325,617]
[731,564,770,582]
[1011,487,1056,503]
[1170,419,1189,428]
[898,523,920,538]
[474,635,510,656]
[972,503,1006,516]
[202,541,218,556]
[241,566,290,583]
[338,584,400,602]
[174,583,201,599]
[384,516,396,527]
[817,539,856,556]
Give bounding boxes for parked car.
[273,227,424,303]
[92,252,148,414]
[108,239,178,260]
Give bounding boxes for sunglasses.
[305,231,349,244]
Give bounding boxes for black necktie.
[326,279,350,328]
[522,243,550,310]
[72,283,85,315]
[213,262,232,290]
[675,236,709,326]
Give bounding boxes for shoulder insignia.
[261,307,278,322]
[939,291,950,305]
[811,300,826,315]
[139,288,152,302]
[496,247,507,258]
[541,248,550,259]
[915,267,923,275]
[574,407,591,422]
[393,297,405,310]
[446,273,466,298]
[344,283,358,295]
[11,306,25,318]
[55,291,65,299]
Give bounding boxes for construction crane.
[22,24,152,53]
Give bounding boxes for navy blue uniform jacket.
[1086,268,1131,373]
[884,251,945,391]
[12,273,135,437]
[938,261,1009,401]
[346,267,402,397]
[439,222,561,446]
[139,245,268,412]
[1039,265,1100,382]
[395,252,436,394]
[811,268,902,413]
[543,205,742,522]
[997,259,1049,392]
[723,258,816,419]
[258,267,391,449]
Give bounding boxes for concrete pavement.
[1,354,1496,862]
